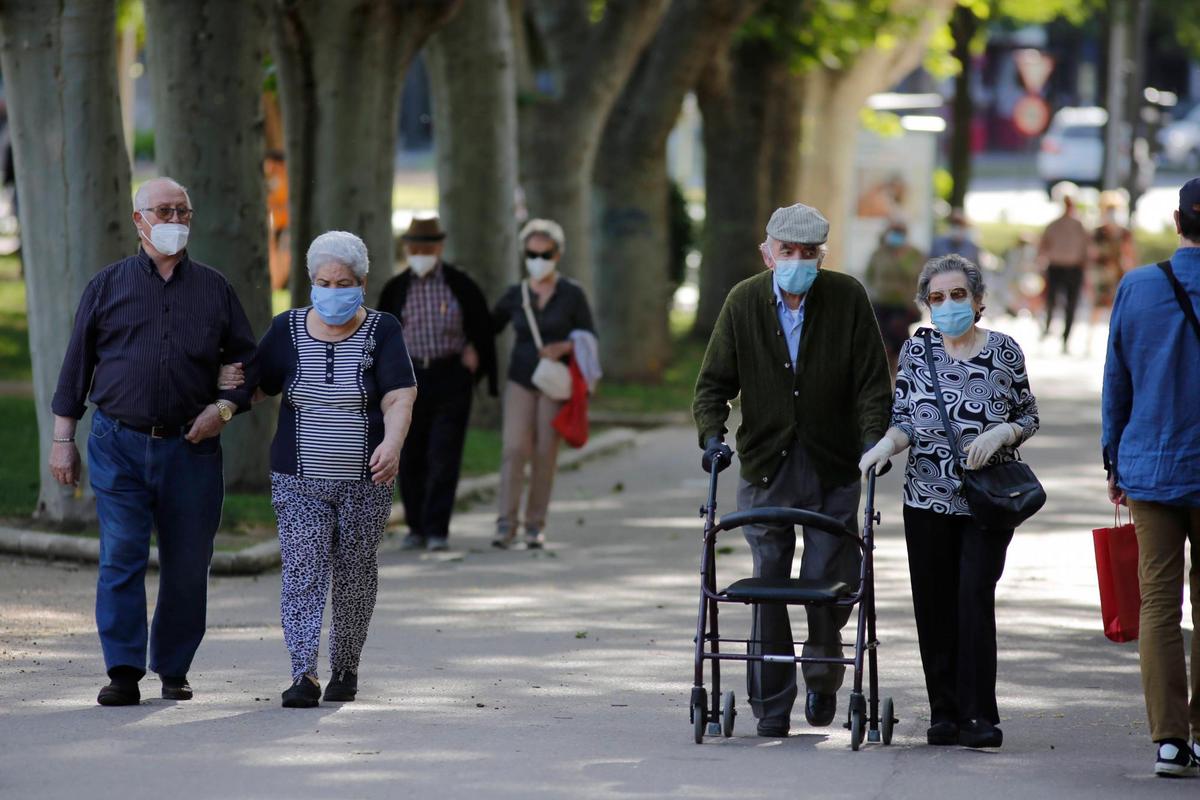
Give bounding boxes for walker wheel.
[693,702,706,744]
[881,697,895,746]
[850,709,864,751]
[721,690,735,737]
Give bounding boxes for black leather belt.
[413,354,461,370]
[117,420,190,439]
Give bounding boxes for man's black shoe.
[756,718,789,737]
[926,721,958,745]
[958,719,1003,748]
[805,691,836,727]
[97,680,140,706]
[323,670,358,702]
[281,676,321,708]
[161,675,193,701]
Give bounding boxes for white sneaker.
[1155,740,1198,778]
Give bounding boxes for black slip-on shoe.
[323,670,358,702]
[97,680,140,706]
[399,533,426,551]
[161,675,193,701]
[927,721,959,746]
[281,676,321,708]
[805,691,837,727]
[756,718,790,737]
[1156,739,1198,778]
[958,720,1003,748]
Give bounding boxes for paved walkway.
[0,316,1186,799]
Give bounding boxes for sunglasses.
[525,249,556,260]
[927,288,970,305]
[140,205,194,223]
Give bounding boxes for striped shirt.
[402,264,465,362]
[52,250,258,426]
[256,308,416,481]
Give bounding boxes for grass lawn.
[976,221,1179,266]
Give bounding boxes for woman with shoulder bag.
[491,219,596,549]
[859,254,1042,749]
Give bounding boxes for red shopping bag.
[552,358,589,449]
[1092,505,1140,643]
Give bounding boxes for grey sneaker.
[426,536,449,552]
[492,529,516,549]
[400,533,425,551]
[525,530,545,549]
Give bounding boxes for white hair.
[306,231,370,281]
[519,218,566,254]
[764,235,828,259]
[133,177,189,211]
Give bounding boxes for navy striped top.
[52,251,258,427]
[257,308,416,480]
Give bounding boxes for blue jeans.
[88,410,224,678]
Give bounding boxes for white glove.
[858,438,896,477]
[966,424,1017,470]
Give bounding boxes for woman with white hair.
[490,218,596,549]
[242,230,417,707]
[859,254,1040,749]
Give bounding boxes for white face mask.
[526,256,556,281]
[140,221,189,256]
[408,254,438,276]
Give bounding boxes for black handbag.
[920,329,1046,531]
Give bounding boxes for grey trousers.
[736,443,862,724]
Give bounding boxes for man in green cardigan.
[693,202,892,738]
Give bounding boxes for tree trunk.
[593,0,760,381]
[795,0,955,269]
[144,0,275,492]
[516,0,669,292]
[948,4,977,210]
[426,0,518,302]
[0,0,132,523]
[270,0,460,309]
[693,40,800,340]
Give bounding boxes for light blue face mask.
[774,259,820,296]
[311,285,364,325]
[884,231,906,247]
[931,297,975,337]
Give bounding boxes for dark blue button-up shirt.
[52,250,258,427]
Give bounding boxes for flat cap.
[766,203,829,244]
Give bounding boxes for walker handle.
[716,507,857,539]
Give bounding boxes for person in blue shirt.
[1102,177,1200,778]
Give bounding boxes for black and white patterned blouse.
[891,329,1040,515]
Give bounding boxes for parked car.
[1037,106,1153,197]
[1157,102,1200,172]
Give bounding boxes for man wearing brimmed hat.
[1103,177,1200,777]
[693,202,892,737]
[378,216,496,552]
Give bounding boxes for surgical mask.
[526,256,556,281]
[931,298,975,337]
[310,285,363,325]
[884,231,906,247]
[408,254,438,276]
[774,258,820,296]
[140,221,189,256]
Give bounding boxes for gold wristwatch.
[215,400,235,423]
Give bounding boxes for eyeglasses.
[525,249,556,260]
[927,288,970,305]
[140,205,194,223]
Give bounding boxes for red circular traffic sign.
[1013,94,1051,137]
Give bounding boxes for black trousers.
[1043,264,1084,342]
[903,505,1014,727]
[399,360,473,540]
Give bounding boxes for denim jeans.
[88,410,224,678]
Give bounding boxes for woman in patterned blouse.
[859,254,1040,750]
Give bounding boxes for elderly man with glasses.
[49,176,258,706]
[693,203,892,738]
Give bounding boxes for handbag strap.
[520,281,546,351]
[1156,260,1200,345]
[920,328,965,481]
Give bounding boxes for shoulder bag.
[1156,260,1200,343]
[920,328,1046,531]
[521,281,573,401]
